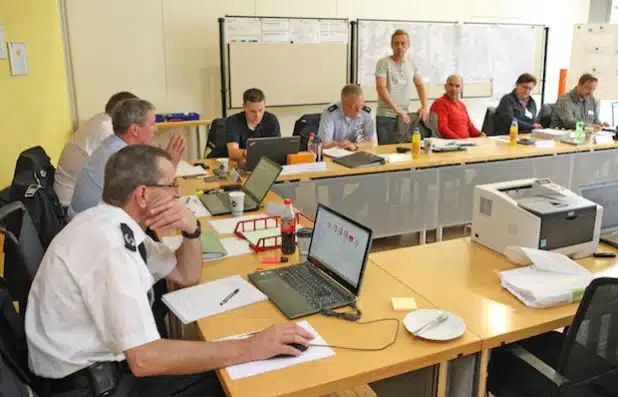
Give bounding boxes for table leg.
[436,227,443,242]
[437,361,448,397]
[419,230,427,245]
[477,349,489,397]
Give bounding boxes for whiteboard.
[356,20,545,101]
[569,24,618,100]
[229,43,348,108]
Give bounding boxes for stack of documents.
[176,161,207,178]
[531,129,570,141]
[280,162,327,175]
[162,275,267,324]
[323,147,353,158]
[500,247,592,308]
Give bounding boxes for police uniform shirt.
[317,103,377,144]
[25,203,176,379]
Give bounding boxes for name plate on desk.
[535,140,556,148]
[594,134,614,145]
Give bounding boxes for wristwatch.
[181,220,201,239]
[351,144,359,152]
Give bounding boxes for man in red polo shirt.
[430,75,485,139]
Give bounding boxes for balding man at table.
[430,75,484,139]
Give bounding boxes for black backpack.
[205,118,229,159]
[293,114,321,152]
[9,146,67,248]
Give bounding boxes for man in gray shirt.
[375,29,429,145]
[318,84,377,151]
[551,73,608,130]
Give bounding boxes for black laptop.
[580,181,618,248]
[245,137,300,171]
[199,157,282,216]
[248,204,373,319]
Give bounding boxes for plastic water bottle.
[307,133,315,152]
[575,119,584,143]
[313,135,323,162]
[412,127,421,159]
[280,199,296,255]
[509,118,518,146]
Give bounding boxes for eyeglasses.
[520,84,535,91]
[145,182,180,190]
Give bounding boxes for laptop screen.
[581,182,618,230]
[242,157,282,203]
[308,205,373,295]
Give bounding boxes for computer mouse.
[271,343,308,359]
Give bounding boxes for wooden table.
[370,238,618,397]
[157,118,213,160]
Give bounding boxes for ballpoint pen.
[219,288,240,306]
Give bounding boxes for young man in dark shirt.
[225,88,281,162]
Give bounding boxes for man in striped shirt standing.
[375,29,429,145]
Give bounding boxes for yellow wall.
[0,0,71,187]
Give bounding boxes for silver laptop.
[248,204,373,319]
[580,181,618,247]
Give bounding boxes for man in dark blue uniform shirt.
[225,88,281,162]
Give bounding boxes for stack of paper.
[162,275,267,324]
[531,129,570,141]
[323,147,353,158]
[281,162,327,175]
[500,247,592,308]
[216,320,335,380]
[178,195,211,218]
[176,161,207,178]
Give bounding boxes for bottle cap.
[284,199,292,205]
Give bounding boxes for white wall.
[64,0,590,141]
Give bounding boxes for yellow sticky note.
[392,297,417,311]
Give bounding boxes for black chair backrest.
[482,107,497,136]
[393,112,440,142]
[292,113,321,151]
[1,202,45,314]
[539,104,554,128]
[205,118,228,159]
[556,277,618,392]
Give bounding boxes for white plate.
[403,309,466,341]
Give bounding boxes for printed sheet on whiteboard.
[227,17,261,43]
[491,25,536,98]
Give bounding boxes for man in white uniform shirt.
[26,145,313,397]
[54,92,138,206]
[375,29,429,145]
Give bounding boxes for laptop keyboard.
[277,263,351,309]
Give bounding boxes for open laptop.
[245,137,300,171]
[248,204,373,319]
[580,181,618,247]
[199,157,282,216]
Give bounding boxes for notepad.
[176,161,207,178]
[162,275,267,324]
[391,297,417,311]
[323,147,353,158]
[201,232,227,260]
[216,320,335,380]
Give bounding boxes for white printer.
[471,178,602,258]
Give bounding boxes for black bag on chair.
[8,146,67,248]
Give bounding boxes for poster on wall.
[0,25,6,59]
[8,42,28,76]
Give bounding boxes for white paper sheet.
[176,161,207,178]
[209,214,267,235]
[319,20,348,44]
[178,196,211,218]
[217,321,335,380]
[205,237,253,261]
[162,275,267,324]
[261,18,291,43]
[227,17,261,43]
[323,147,353,158]
[290,19,320,44]
[280,162,327,176]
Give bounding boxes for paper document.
[162,275,267,324]
[500,247,592,308]
[178,196,211,218]
[205,237,253,261]
[323,147,354,158]
[209,214,266,235]
[290,19,320,44]
[217,320,335,380]
[176,161,207,178]
[378,153,412,164]
[281,162,327,175]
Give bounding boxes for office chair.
[481,107,497,136]
[293,113,321,151]
[488,277,618,397]
[539,104,555,128]
[0,201,45,315]
[204,118,228,159]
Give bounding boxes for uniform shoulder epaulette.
[362,105,371,113]
[120,223,136,252]
[327,104,339,112]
